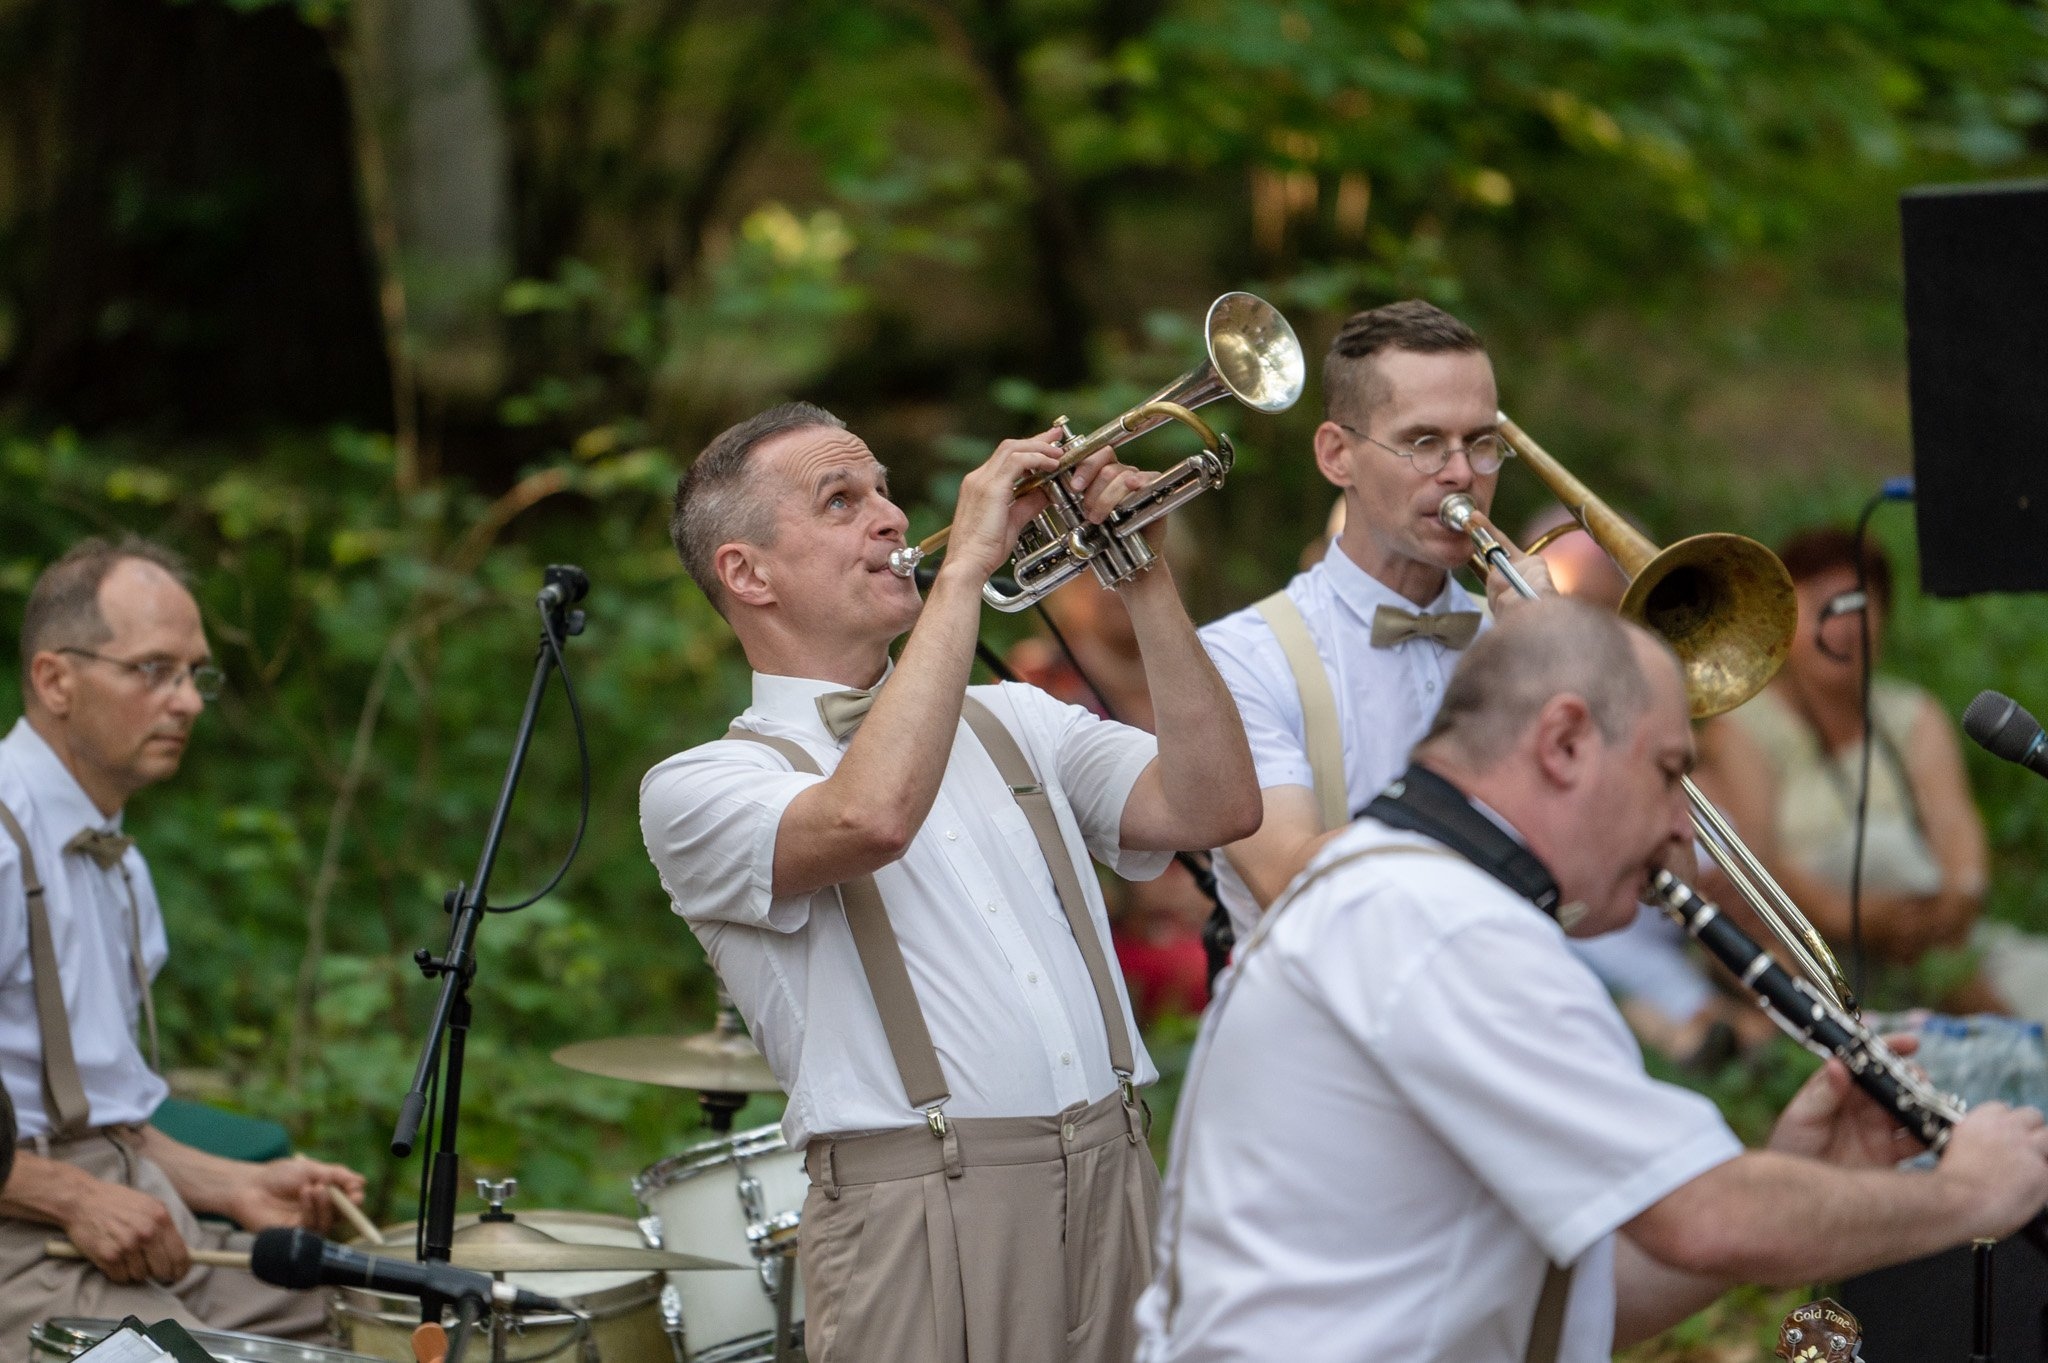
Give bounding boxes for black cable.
[488,599,591,913]
[1022,598,1230,947]
[1844,489,1888,1005]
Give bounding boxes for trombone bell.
[1448,415,1854,1014]
[1492,415,1796,721]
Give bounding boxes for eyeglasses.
[1336,422,1510,476]
[59,649,224,700]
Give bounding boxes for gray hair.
[21,536,193,684]
[1323,299,1485,427]
[670,401,846,613]
[1417,599,1674,766]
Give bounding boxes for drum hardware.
[636,1125,809,1363]
[1440,415,1860,1016]
[334,1208,719,1363]
[888,291,1305,610]
[476,1178,518,1222]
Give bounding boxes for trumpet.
[1440,415,1859,1015]
[888,292,1304,611]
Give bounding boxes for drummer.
[0,538,363,1357]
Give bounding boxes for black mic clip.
[538,565,589,638]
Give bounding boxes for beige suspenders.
[1253,591,1348,831]
[725,696,1139,1158]
[0,801,91,1140]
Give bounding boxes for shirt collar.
[1319,539,1468,626]
[748,662,896,737]
[2,716,123,836]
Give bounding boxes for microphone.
[249,1227,564,1312]
[1962,690,2048,779]
[537,565,590,614]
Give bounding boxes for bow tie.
[1369,605,1483,650]
[816,684,883,741]
[66,827,136,870]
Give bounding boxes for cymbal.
[368,1241,745,1273]
[551,1031,781,1094]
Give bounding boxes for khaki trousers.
[798,1092,1159,1363]
[0,1128,329,1363]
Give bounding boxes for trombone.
[1440,414,1860,1014]
[889,292,1305,611]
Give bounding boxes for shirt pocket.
[983,785,1064,925]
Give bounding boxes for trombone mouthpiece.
[888,546,922,579]
[1437,495,1476,532]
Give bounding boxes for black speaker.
[1900,180,2048,597]
[1837,1242,2048,1361]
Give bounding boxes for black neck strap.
[1361,763,1563,919]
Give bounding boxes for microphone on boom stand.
[1963,690,2048,781]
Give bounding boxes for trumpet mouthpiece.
[1438,494,1476,532]
[888,546,921,579]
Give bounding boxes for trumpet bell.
[1622,532,1797,720]
[1202,292,1306,414]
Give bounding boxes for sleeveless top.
[1723,679,1941,898]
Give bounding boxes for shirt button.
[1425,680,1437,694]
[985,902,998,915]
[1060,1052,1073,1066]
[1027,972,1038,984]
[945,829,958,840]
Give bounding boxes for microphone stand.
[391,566,590,1322]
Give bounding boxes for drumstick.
[43,1237,248,1269]
[328,1184,384,1244]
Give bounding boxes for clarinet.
[1649,869,2048,1258]
[1650,869,1963,1145]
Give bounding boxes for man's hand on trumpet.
[935,427,1066,584]
[1065,442,1171,553]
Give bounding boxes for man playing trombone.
[1200,300,1554,945]
[1136,601,2048,1363]
[640,402,1259,1363]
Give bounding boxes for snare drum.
[328,1211,673,1363]
[32,1318,379,1363]
[635,1125,808,1362]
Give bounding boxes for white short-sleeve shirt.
[639,673,1167,1147]
[0,718,170,1138]
[1199,546,1481,941]
[1133,817,1742,1363]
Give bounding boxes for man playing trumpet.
[640,403,1259,1363]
